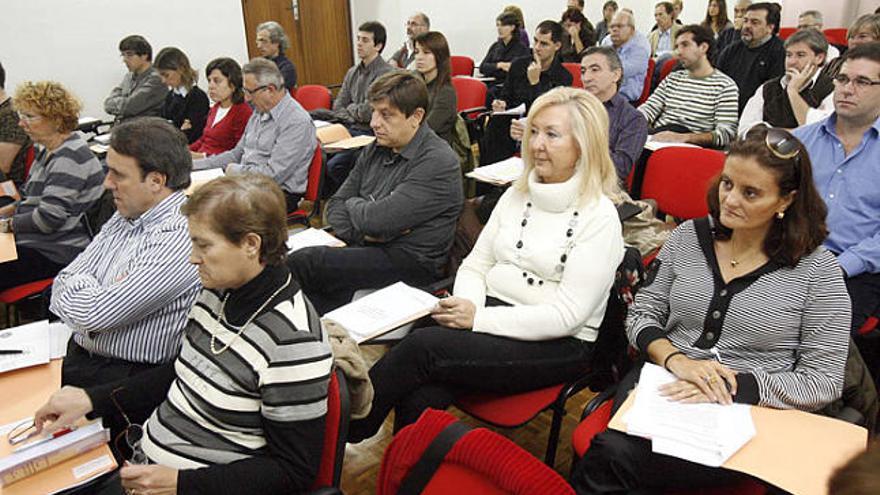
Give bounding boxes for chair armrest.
[307,488,344,495]
[459,106,487,116]
[834,406,865,426]
[580,383,619,421]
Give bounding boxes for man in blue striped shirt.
[51,118,200,423]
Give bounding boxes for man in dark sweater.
[288,71,463,315]
[256,21,298,90]
[715,2,785,112]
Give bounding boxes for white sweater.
[454,170,625,342]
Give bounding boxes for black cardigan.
[162,86,210,144]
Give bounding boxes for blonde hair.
[13,81,82,133]
[515,86,622,204]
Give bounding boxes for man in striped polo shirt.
[638,24,740,148]
[51,118,200,429]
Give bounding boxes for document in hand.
[0,322,52,374]
[322,282,439,344]
[466,156,525,185]
[492,103,526,116]
[623,363,755,467]
[287,228,346,253]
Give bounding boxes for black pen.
[0,349,24,355]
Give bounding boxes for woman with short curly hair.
[0,81,105,290]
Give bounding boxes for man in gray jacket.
[289,71,463,315]
[103,35,166,122]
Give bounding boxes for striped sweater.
[628,218,850,411]
[13,133,104,264]
[638,69,740,148]
[142,265,333,485]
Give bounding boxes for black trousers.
[348,325,593,442]
[479,114,517,165]
[286,245,436,316]
[847,272,880,389]
[0,244,66,291]
[284,191,304,214]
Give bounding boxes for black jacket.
[162,86,209,144]
[500,55,573,110]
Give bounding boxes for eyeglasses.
[764,127,801,160]
[16,112,41,123]
[833,74,880,91]
[7,420,39,446]
[110,387,148,465]
[119,51,139,59]
[243,85,269,96]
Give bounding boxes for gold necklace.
[210,273,292,355]
[728,239,761,268]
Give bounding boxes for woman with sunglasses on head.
[571,127,851,493]
[32,174,333,495]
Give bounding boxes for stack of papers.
[643,137,701,151]
[466,157,525,185]
[322,282,439,343]
[287,228,346,253]
[0,320,72,374]
[624,364,755,467]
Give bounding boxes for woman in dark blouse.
[560,8,596,63]
[571,127,851,493]
[154,47,209,144]
[480,12,530,80]
[413,31,458,145]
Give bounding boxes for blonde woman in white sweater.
[349,87,625,441]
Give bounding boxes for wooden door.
[240,0,353,87]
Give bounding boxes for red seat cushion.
[572,399,614,457]
[455,384,564,427]
[0,278,54,304]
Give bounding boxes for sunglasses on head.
[744,124,801,161]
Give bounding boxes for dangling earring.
[776,211,785,220]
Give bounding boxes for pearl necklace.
[210,273,292,355]
[515,200,579,286]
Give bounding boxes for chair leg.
[543,403,565,466]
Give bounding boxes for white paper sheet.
[0,322,51,374]
[287,228,346,253]
[492,103,526,116]
[466,156,525,185]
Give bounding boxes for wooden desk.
[0,233,16,264]
[0,361,116,495]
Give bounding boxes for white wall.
[0,0,249,120]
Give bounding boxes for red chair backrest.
[303,143,324,203]
[823,28,848,47]
[658,57,679,85]
[563,63,583,88]
[451,77,488,113]
[295,85,332,111]
[310,368,349,489]
[23,145,36,181]
[638,58,656,105]
[450,56,475,77]
[641,147,725,220]
[377,409,575,495]
[778,27,797,40]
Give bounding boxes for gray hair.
[785,28,829,56]
[413,12,430,28]
[799,10,823,24]
[583,46,624,83]
[256,21,290,52]
[615,10,636,27]
[242,58,285,90]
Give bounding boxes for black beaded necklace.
[515,200,580,286]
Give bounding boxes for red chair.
[0,278,54,327]
[287,144,325,225]
[562,63,583,88]
[23,145,36,181]
[638,58,656,105]
[450,56,475,77]
[310,368,350,490]
[823,28,849,47]
[451,77,487,115]
[658,57,679,85]
[295,85,332,111]
[377,409,575,495]
[640,147,725,220]
[778,27,797,40]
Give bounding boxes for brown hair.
[182,174,288,266]
[154,47,198,90]
[368,70,429,119]
[828,441,880,495]
[707,127,827,267]
[13,81,82,133]
[414,31,452,88]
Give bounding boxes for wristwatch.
[0,217,12,233]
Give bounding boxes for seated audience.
[287,71,463,315]
[793,43,880,388]
[348,86,625,441]
[639,25,739,148]
[390,13,430,69]
[701,0,733,38]
[154,47,209,144]
[560,7,596,63]
[739,29,833,131]
[194,59,316,213]
[595,1,619,46]
[33,174,332,494]
[316,21,392,191]
[50,118,200,435]
[671,0,684,24]
[818,14,880,81]
[0,82,104,290]
[479,12,530,81]
[0,61,31,186]
[103,35,166,123]
[512,46,648,181]
[503,5,531,48]
[715,0,752,55]
[715,2,785,112]
[572,126,850,492]
[649,2,681,60]
[601,10,651,102]
[189,58,253,158]
[256,21,297,90]
[414,31,458,144]
[797,10,841,60]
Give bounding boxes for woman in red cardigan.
[190,58,252,157]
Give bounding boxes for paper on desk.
[492,103,526,116]
[47,322,72,360]
[92,134,111,145]
[643,137,701,151]
[466,156,525,185]
[322,282,438,343]
[313,119,333,128]
[324,135,375,150]
[186,168,225,196]
[0,322,51,374]
[287,228,346,253]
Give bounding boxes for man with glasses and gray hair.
[793,42,880,387]
[256,20,297,90]
[103,35,166,123]
[193,58,316,213]
[601,10,651,102]
[390,12,430,69]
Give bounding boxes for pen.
[0,349,24,355]
[13,427,75,452]
[710,347,723,365]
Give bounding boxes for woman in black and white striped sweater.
[572,126,852,493]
